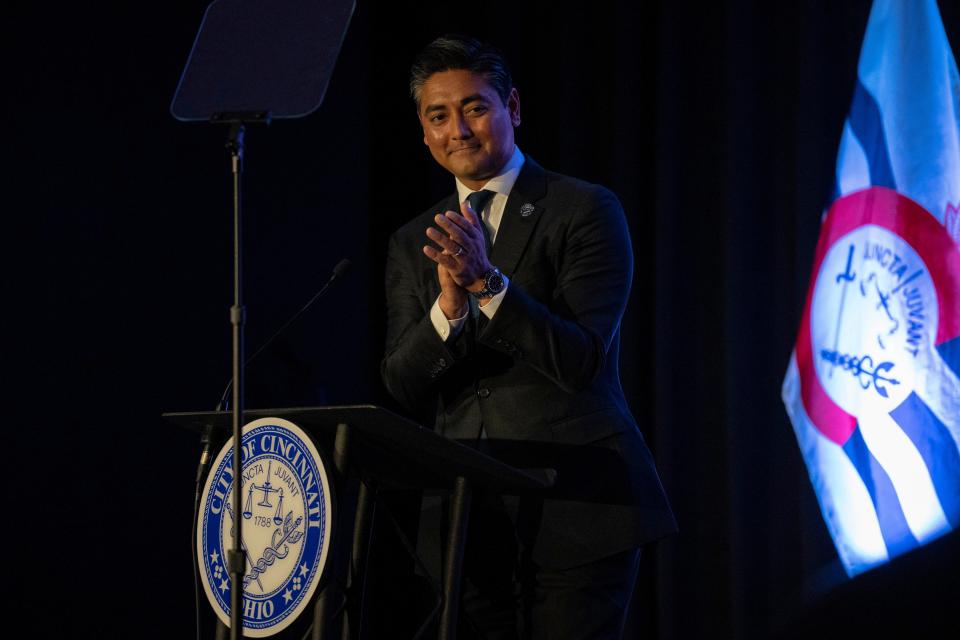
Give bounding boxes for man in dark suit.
[381,34,676,639]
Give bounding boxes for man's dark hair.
[409,34,513,109]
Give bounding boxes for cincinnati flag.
[782,0,960,576]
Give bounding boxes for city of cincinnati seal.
[797,186,960,446]
[197,417,334,637]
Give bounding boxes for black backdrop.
[8,1,960,638]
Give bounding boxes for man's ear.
[508,87,521,127]
[416,104,429,144]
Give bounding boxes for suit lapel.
[490,157,548,277]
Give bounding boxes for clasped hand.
[423,200,492,318]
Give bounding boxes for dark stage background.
[8,1,959,638]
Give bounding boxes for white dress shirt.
[430,146,526,341]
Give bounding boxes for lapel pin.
[520,203,535,217]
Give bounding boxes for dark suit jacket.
[382,157,676,568]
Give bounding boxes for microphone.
[214,258,352,412]
[198,258,351,498]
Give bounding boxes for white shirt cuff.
[430,296,468,341]
[478,277,509,319]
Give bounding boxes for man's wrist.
[439,292,468,319]
[465,263,493,294]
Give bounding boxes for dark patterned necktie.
[466,189,496,254]
[466,189,496,441]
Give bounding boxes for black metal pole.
[439,476,472,640]
[313,423,353,640]
[342,478,374,640]
[227,122,246,640]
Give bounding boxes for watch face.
[487,270,505,293]
[471,268,504,298]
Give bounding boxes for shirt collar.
[455,146,526,203]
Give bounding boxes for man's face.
[418,69,521,190]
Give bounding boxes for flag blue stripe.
[936,335,960,381]
[890,392,960,529]
[848,79,897,190]
[842,426,919,556]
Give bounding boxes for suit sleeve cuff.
[478,277,510,319]
[430,295,468,341]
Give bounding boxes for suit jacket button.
[438,358,447,367]
[477,388,491,399]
